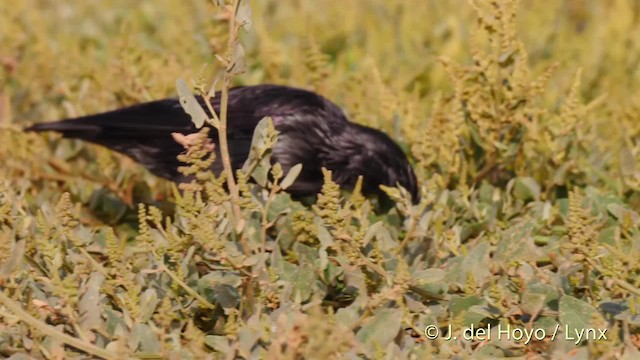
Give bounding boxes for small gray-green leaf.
[130,324,161,353]
[464,242,490,284]
[411,268,448,298]
[335,305,360,328]
[498,48,516,65]
[512,177,540,201]
[213,284,240,308]
[521,292,546,316]
[0,239,25,277]
[78,272,104,332]
[176,78,208,128]
[412,268,445,286]
[362,221,384,246]
[495,222,537,262]
[204,335,231,353]
[231,43,247,75]
[290,263,315,302]
[356,308,402,351]
[236,1,253,31]
[620,146,636,177]
[525,283,559,310]
[559,295,601,344]
[139,288,159,322]
[449,295,483,315]
[252,157,270,187]
[280,163,302,190]
[316,218,334,247]
[243,117,275,185]
[379,185,401,202]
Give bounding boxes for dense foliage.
[1,0,640,358]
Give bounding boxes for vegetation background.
[1,0,640,358]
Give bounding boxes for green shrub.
[1,0,639,358]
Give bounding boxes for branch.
[0,290,120,360]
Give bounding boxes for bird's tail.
[24,100,197,181]
[25,99,192,140]
[25,117,103,140]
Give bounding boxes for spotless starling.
[27,85,419,203]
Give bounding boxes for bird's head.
[327,123,420,204]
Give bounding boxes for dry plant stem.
[212,0,256,316]
[584,258,640,297]
[0,290,120,360]
[216,0,243,231]
[218,85,242,225]
[218,254,252,277]
[202,96,221,129]
[260,185,279,253]
[155,259,216,309]
[147,225,220,308]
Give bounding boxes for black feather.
[26,84,420,203]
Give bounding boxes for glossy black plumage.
[26,85,419,203]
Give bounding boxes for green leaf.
[449,295,483,316]
[129,324,161,353]
[620,146,636,177]
[356,308,402,351]
[78,272,104,332]
[230,43,247,75]
[290,263,316,302]
[0,239,25,277]
[559,295,602,344]
[533,316,560,332]
[212,284,240,308]
[498,48,516,65]
[253,157,270,187]
[238,318,262,356]
[335,305,361,328]
[362,221,384,246]
[205,335,231,353]
[236,0,253,31]
[267,193,293,222]
[139,288,159,322]
[553,161,573,185]
[280,163,302,190]
[379,185,401,202]
[443,257,465,284]
[520,292,546,316]
[525,283,560,311]
[464,242,491,284]
[176,78,208,128]
[476,345,506,358]
[104,307,127,336]
[243,116,275,186]
[316,219,334,247]
[198,271,243,308]
[89,188,128,224]
[495,221,537,262]
[512,177,541,201]
[411,268,445,286]
[411,268,449,297]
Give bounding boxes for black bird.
[26,85,419,203]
